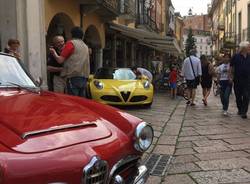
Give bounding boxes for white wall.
[183,34,212,58]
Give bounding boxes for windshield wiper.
[4,81,41,94]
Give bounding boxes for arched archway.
[46,13,74,91]
[84,25,102,74]
[46,13,74,46]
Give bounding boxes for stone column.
[111,34,117,67]
[123,39,127,67]
[16,0,47,89]
[131,42,136,67]
[95,48,103,71]
[138,47,142,67]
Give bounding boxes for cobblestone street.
[125,89,250,184]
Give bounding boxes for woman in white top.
[217,54,232,116]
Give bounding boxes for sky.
[172,0,212,16]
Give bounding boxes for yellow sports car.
[88,68,154,107]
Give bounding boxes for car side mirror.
[88,75,94,82]
[35,77,43,87]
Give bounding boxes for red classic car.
[0,53,154,184]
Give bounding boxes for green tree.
[185,28,196,56]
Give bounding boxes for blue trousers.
[220,80,232,111]
[66,76,87,97]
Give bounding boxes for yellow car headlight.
[143,81,150,89]
[93,80,104,90]
[134,122,154,152]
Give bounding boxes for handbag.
[189,57,200,85]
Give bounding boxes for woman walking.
[217,54,232,116]
[200,55,214,106]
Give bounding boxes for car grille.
[120,91,131,102]
[130,95,148,102]
[101,95,122,102]
[83,156,108,184]
[110,156,140,183]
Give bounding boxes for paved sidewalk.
[127,89,250,184]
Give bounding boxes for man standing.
[230,41,250,119]
[50,27,90,97]
[47,36,65,93]
[181,49,202,106]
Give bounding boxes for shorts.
[186,79,197,89]
[170,82,177,89]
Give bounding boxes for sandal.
[202,99,207,106]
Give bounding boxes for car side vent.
[83,156,108,184]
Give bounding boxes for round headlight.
[94,80,104,90]
[134,122,154,152]
[143,81,150,89]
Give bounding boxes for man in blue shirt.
[230,41,250,119]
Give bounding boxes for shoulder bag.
[189,57,200,85]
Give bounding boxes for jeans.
[220,80,232,111]
[66,76,87,97]
[234,81,250,115]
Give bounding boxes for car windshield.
[0,55,36,88]
[94,68,136,80]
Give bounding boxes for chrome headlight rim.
[134,122,154,152]
[93,80,104,90]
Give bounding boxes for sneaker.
[186,101,191,105]
[223,111,228,116]
[241,114,248,119]
[190,103,196,106]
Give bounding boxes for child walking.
[169,66,177,99]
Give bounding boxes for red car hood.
[0,90,118,153]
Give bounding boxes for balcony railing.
[80,0,121,20]
[100,0,120,15]
[224,32,237,48]
[120,0,136,19]
[137,4,158,32]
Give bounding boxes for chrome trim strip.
[22,122,96,139]
[133,165,149,184]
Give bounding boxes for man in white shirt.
[181,50,202,105]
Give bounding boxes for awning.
[109,23,182,55]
